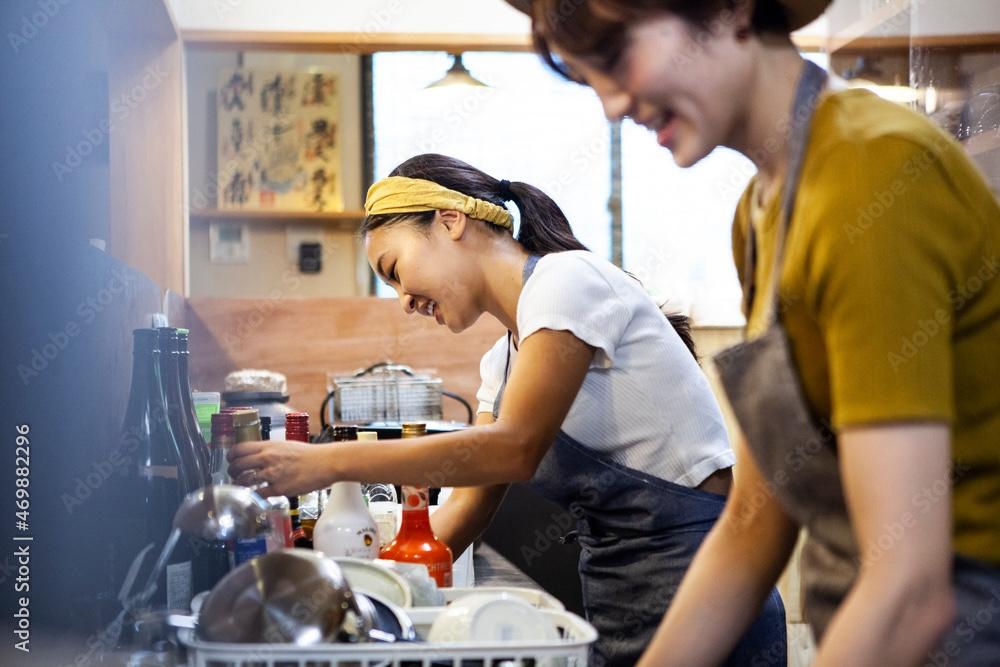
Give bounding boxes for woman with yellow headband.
[229,152,787,665]
[509,0,1000,665]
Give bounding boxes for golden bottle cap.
[401,422,427,438]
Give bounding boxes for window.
[620,133,754,326]
[372,51,611,296]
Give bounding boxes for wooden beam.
[181,30,534,53]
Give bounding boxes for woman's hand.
[227,440,335,497]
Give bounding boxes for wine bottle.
[379,423,453,587]
[156,328,208,488]
[286,413,316,548]
[114,329,196,611]
[176,329,211,478]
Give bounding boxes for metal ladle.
[130,484,272,611]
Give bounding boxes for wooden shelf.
[190,208,366,230]
[827,0,912,54]
[826,0,1000,54]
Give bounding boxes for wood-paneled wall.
[186,297,506,424]
[106,0,187,295]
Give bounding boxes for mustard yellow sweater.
[734,88,1000,566]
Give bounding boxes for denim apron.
[493,256,787,666]
[714,60,1000,665]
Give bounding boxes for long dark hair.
[515,0,792,81]
[362,153,697,359]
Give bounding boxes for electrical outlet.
[286,225,324,265]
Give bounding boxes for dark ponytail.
[665,312,698,361]
[361,153,587,256]
[505,180,588,255]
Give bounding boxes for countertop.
[472,542,543,590]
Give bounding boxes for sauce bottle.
[379,423,453,587]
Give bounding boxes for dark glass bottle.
[113,329,196,612]
[156,328,208,488]
[286,413,313,548]
[176,329,210,474]
[288,496,310,549]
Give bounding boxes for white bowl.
[427,592,559,644]
[329,557,413,608]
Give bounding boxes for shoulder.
[520,250,636,318]
[532,250,620,283]
[807,89,963,180]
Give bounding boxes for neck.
[478,237,529,335]
[734,42,808,188]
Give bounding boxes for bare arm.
[228,329,594,495]
[431,412,510,556]
[814,423,955,666]
[637,433,799,667]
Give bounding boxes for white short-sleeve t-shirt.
[476,251,734,488]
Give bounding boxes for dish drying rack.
[179,586,596,666]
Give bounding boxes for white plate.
[428,592,559,644]
[331,557,413,608]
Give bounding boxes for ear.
[436,209,468,241]
[729,0,755,38]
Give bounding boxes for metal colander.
[327,362,443,424]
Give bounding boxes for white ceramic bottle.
[313,431,381,559]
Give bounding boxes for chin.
[447,309,482,334]
[668,136,713,168]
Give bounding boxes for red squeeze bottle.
[378,422,453,587]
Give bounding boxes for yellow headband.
[364,176,514,231]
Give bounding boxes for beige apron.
[714,60,855,638]
[714,61,1000,665]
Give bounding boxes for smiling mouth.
[641,110,678,147]
[420,299,444,324]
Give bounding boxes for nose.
[595,81,633,123]
[398,289,417,314]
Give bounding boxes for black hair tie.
[498,179,513,202]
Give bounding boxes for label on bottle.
[400,486,429,511]
[166,560,193,609]
[266,509,293,551]
[425,561,453,588]
[234,537,268,565]
[339,527,380,559]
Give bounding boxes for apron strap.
[492,255,542,419]
[744,60,828,324]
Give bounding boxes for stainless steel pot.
[195,549,372,645]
